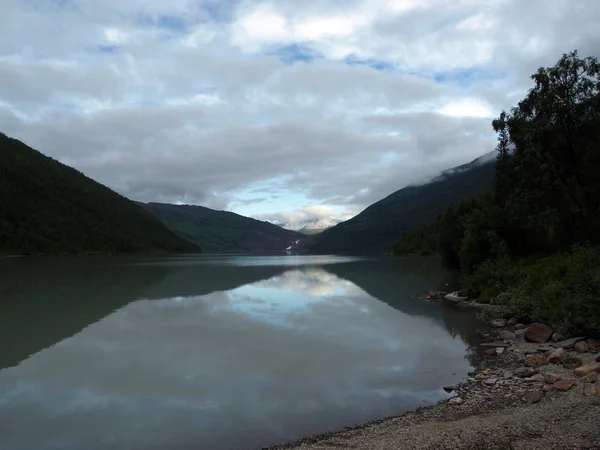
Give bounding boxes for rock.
[491,318,508,328]
[583,383,599,396]
[574,342,589,353]
[498,330,515,340]
[551,336,587,349]
[483,378,498,386]
[444,291,468,303]
[515,367,538,378]
[485,348,497,355]
[524,354,548,368]
[536,346,552,353]
[525,374,545,383]
[551,332,564,343]
[496,347,505,356]
[507,317,518,326]
[514,323,527,330]
[443,385,456,393]
[482,369,490,376]
[543,384,553,392]
[448,396,463,405]
[580,372,599,383]
[544,373,562,384]
[524,323,553,343]
[574,363,600,377]
[553,379,574,391]
[480,342,510,348]
[547,348,568,364]
[428,291,448,299]
[515,329,527,338]
[588,339,600,352]
[563,355,584,369]
[526,390,544,404]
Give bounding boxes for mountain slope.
[138,202,304,253]
[305,154,496,254]
[0,133,201,255]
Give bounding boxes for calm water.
[0,255,482,450]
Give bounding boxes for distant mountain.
[0,133,201,255]
[298,226,327,235]
[138,202,304,253]
[303,154,496,254]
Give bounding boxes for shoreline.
[265,299,600,450]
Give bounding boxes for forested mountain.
[0,134,201,255]
[138,202,304,253]
[393,51,600,335]
[304,155,495,254]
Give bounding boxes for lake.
[0,255,482,450]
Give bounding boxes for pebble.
[525,390,544,404]
[574,342,589,353]
[448,396,463,405]
[553,379,574,391]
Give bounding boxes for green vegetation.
[0,134,201,255]
[393,51,600,335]
[138,202,303,253]
[309,155,495,253]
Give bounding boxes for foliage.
[0,134,201,255]
[138,202,304,253]
[392,50,600,334]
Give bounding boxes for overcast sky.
[2,0,599,229]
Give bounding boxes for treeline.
[0,134,201,255]
[393,51,600,335]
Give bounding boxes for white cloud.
[438,98,494,118]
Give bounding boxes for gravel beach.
[266,308,600,450]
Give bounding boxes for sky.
[1,0,600,230]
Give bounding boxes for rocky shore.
[267,296,600,450]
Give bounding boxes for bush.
[491,246,600,336]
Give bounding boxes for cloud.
[1,0,600,222]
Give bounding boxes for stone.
[514,323,527,330]
[563,355,584,369]
[588,339,600,352]
[485,348,497,355]
[524,323,553,343]
[574,342,589,353]
[580,372,599,383]
[498,330,515,340]
[480,342,510,348]
[496,347,505,356]
[515,367,538,378]
[543,384,553,392]
[574,363,600,377]
[515,329,527,338]
[526,390,544,404]
[507,317,518,326]
[544,373,562,384]
[524,374,544,383]
[444,292,468,303]
[547,348,568,364]
[551,336,587,349]
[524,354,548,368]
[448,396,463,405]
[537,346,552,353]
[551,332,564,343]
[483,378,498,386]
[491,318,508,328]
[482,369,490,376]
[583,383,599,396]
[428,291,448,299]
[554,379,574,391]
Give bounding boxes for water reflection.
[0,256,481,450]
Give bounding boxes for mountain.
[298,226,327,235]
[0,133,201,255]
[138,202,304,253]
[303,153,496,254]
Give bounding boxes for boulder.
[547,348,568,364]
[526,390,544,404]
[524,323,553,343]
[485,348,497,355]
[551,336,587,349]
[496,347,505,356]
[524,354,548,368]
[574,363,600,377]
[563,355,583,369]
[515,329,527,338]
[553,379,574,391]
[551,332,564,343]
[580,372,599,383]
[507,317,518,326]
[443,385,456,393]
[514,367,538,378]
[588,339,600,353]
[583,383,599,397]
[448,396,463,405]
[574,342,589,353]
[444,292,467,303]
[498,330,515,340]
[491,318,508,328]
[544,373,562,384]
[514,323,526,330]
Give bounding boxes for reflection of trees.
[324,257,483,362]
